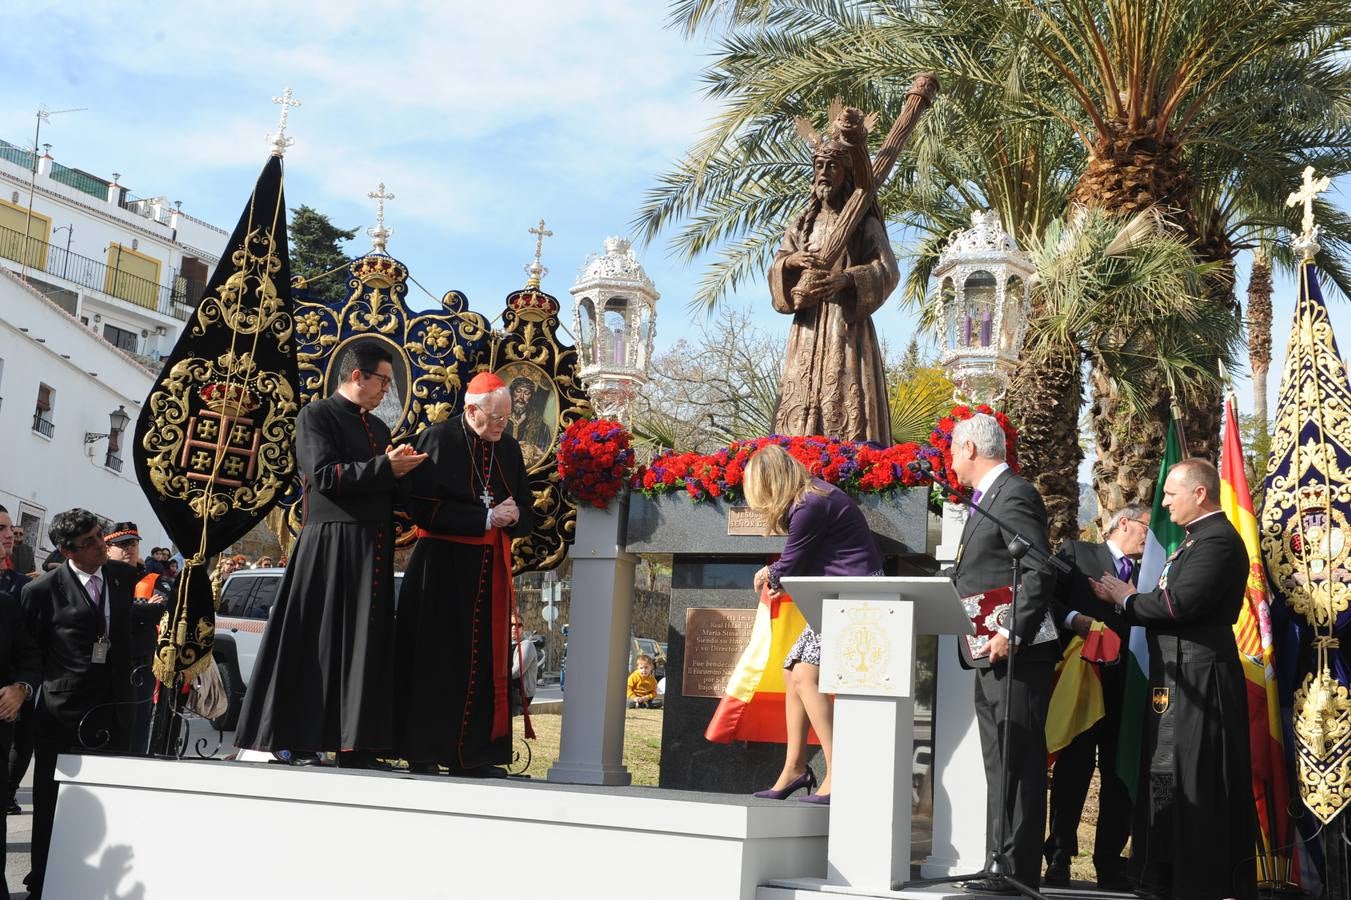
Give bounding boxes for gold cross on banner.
[1287,165,1332,259]
[268,87,302,157]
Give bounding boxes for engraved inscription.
[726,506,767,536]
[683,607,757,698]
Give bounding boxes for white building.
[0,134,230,560]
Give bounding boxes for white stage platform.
[46,754,829,900]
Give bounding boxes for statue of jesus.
[769,132,898,443]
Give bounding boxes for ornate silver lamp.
[932,210,1033,402]
[570,237,659,422]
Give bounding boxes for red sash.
[413,527,532,742]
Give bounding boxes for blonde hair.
[743,445,824,535]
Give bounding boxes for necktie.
[971,489,983,506]
[1117,556,1132,582]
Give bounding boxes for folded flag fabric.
[705,585,819,745]
[1046,621,1111,761]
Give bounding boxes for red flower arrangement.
[632,434,935,502]
[558,406,1017,509]
[927,404,1020,501]
[557,418,637,509]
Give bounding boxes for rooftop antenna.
[22,104,87,281]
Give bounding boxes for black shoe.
[447,764,507,779]
[1044,862,1071,887]
[288,751,322,767]
[962,876,1018,895]
[337,750,393,771]
[1098,873,1134,892]
[408,761,442,776]
[6,798,20,815]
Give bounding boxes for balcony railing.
[104,452,124,472]
[0,222,191,321]
[32,413,54,437]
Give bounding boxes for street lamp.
[51,224,73,278]
[84,404,131,446]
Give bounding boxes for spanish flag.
[1220,395,1297,887]
[705,586,819,745]
[1046,621,1120,762]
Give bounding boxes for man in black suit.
[1043,504,1149,890]
[20,508,162,899]
[0,506,40,900]
[948,413,1058,895]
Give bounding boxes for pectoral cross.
[480,487,494,509]
[1287,165,1332,259]
[268,87,301,157]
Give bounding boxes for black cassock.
[393,416,534,769]
[1123,511,1258,900]
[235,393,399,754]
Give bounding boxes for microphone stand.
[894,461,1069,898]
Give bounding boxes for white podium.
[780,576,972,891]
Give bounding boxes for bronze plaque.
[726,505,767,536]
[683,607,757,698]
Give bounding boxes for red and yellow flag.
[705,586,820,745]
[1220,396,1297,887]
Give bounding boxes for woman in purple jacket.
[744,445,882,804]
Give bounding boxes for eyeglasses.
[360,370,393,389]
[471,406,508,424]
[72,533,106,551]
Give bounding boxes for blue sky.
[2,0,1345,432]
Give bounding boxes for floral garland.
[632,434,940,502]
[560,405,1018,508]
[556,418,636,508]
[927,404,1020,501]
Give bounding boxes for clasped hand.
[784,250,851,307]
[752,565,782,598]
[1089,572,1133,610]
[386,443,428,478]
[0,684,25,722]
[490,497,520,528]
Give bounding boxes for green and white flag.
[1116,414,1184,800]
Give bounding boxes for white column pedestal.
[828,694,914,887]
[547,502,635,786]
[921,635,988,877]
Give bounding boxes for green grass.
[512,708,664,784]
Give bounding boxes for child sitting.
[626,654,662,709]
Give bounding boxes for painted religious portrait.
[494,360,559,469]
[326,335,410,433]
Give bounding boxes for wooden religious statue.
[770,74,938,443]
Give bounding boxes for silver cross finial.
[267,88,302,157]
[1287,165,1332,260]
[366,181,396,253]
[525,218,553,288]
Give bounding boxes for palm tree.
[1011,209,1241,541]
[1246,244,1273,485]
[975,0,1351,510]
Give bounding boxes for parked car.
[213,568,404,730]
[630,636,667,680]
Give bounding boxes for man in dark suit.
[1043,504,1149,890]
[948,413,1058,895]
[20,508,162,899]
[0,506,40,900]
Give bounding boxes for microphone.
[906,458,934,476]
